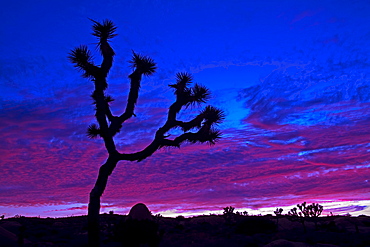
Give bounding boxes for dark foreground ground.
[1,214,370,247]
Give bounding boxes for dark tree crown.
[90,19,118,41]
[201,105,225,125]
[69,19,224,159]
[68,45,96,78]
[70,19,225,247]
[129,52,157,76]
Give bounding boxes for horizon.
[2,200,370,219]
[1,0,370,219]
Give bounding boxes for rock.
[276,218,301,230]
[127,203,153,221]
[52,221,65,227]
[264,239,311,247]
[265,241,338,247]
[190,215,225,226]
[119,203,159,247]
[0,225,32,246]
[0,220,22,233]
[334,217,361,232]
[0,225,18,247]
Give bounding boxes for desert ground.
[1,213,370,247]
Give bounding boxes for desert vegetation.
[1,203,370,247]
[287,202,324,232]
[69,19,224,246]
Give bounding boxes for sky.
[1,0,370,218]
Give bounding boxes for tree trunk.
[88,156,119,247]
[88,191,101,247]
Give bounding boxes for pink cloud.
[2,67,370,217]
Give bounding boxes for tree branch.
[100,40,114,76]
[119,69,142,122]
[117,94,223,162]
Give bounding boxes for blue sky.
[1,0,370,217]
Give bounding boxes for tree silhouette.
[274,207,283,226]
[69,19,224,247]
[287,202,323,232]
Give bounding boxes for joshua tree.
[69,20,224,246]
[288,206,307,232]
[305,202,323,230]
[274,207,283,226]
[223,206,236,223]
[223,206,235,215]
[287,202,323,232]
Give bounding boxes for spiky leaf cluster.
[90,19,117,41]
[69,45,92,65]
[181,127,221,145]
[202,128,222,145]
[201,105,225,125]
[179,106,224,133]
[169,72,212,107]
[189,84,210,106]
[87,124,101,139]
[130,52,157,76]
[169,72,192,94]
[68,46,97,78]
